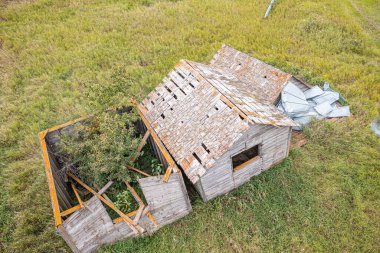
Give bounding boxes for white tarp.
[281,82,310,115]
[313,91,340,104]
[314,101,333,116]
[304,86,323,99]
[277,82,350,130]
[327,106,350,118]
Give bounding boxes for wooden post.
[60,205,82,217]
[124,181,144,206]
[126,165,151,177]
[137,131,150,153]
[71,183,83,207]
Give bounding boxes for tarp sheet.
[278,82,350,130]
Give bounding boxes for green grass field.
[1,0,379,252]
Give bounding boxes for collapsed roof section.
[210,45,293,103]
[187,61,296,127]
[139,59,295,183]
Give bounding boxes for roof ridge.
[214,45,292,79]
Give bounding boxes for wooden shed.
[38,110,192,253]
[139,45,300,202]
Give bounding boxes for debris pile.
[277,82,350,130]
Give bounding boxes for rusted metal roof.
[210,45,292,103]
[139,49,296,183]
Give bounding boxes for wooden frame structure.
[39,109,191,253]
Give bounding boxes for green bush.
[114,190,139,214]
[58,110,141,186]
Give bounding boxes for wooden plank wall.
[197,125,292,202]
[59,172,192,253]
[59,196,143,253]
[45,131,73,210]
[138,172,192,227]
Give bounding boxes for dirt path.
[349,0,380,32]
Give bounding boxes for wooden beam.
[113,210,138,223]
[142,205,157,226]
[124,181,158,226]
[124,181,144,206]
[147,212,157,226]
[126,165,151,177]
[137,106,178,177]
[60,204,82,217]
[220,96,255,125]
[98,181,113,195]
[137,131,150,153]
[133,205,144,223]
[46,115,91,133]
[131,130,150,162]
[38,131,62,227]
[71,183,83,207]
[68,173,144,234]
[163,165,173,182]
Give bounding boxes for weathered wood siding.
[197,125,292,202]
[45,130,73,211]
[59,171,191,253]
[44,120,192,253]
[59,196,138,253]
[139,172,192,227]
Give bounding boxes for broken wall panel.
[39,115,192,253]
[139,173,191,227]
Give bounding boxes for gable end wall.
[198,124,291,202]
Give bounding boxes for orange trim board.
[233,156,261,172]
[38,115,89,227]
[38,131,62,227]
[137,105,179,180]
[60,204,82,217]
[46,115,91,133]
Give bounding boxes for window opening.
[232,145,259,170]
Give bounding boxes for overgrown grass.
[0,0,379,252]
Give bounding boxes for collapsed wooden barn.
[38,112,191,253]
[139,45,301,202]
[39,45,311,252]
